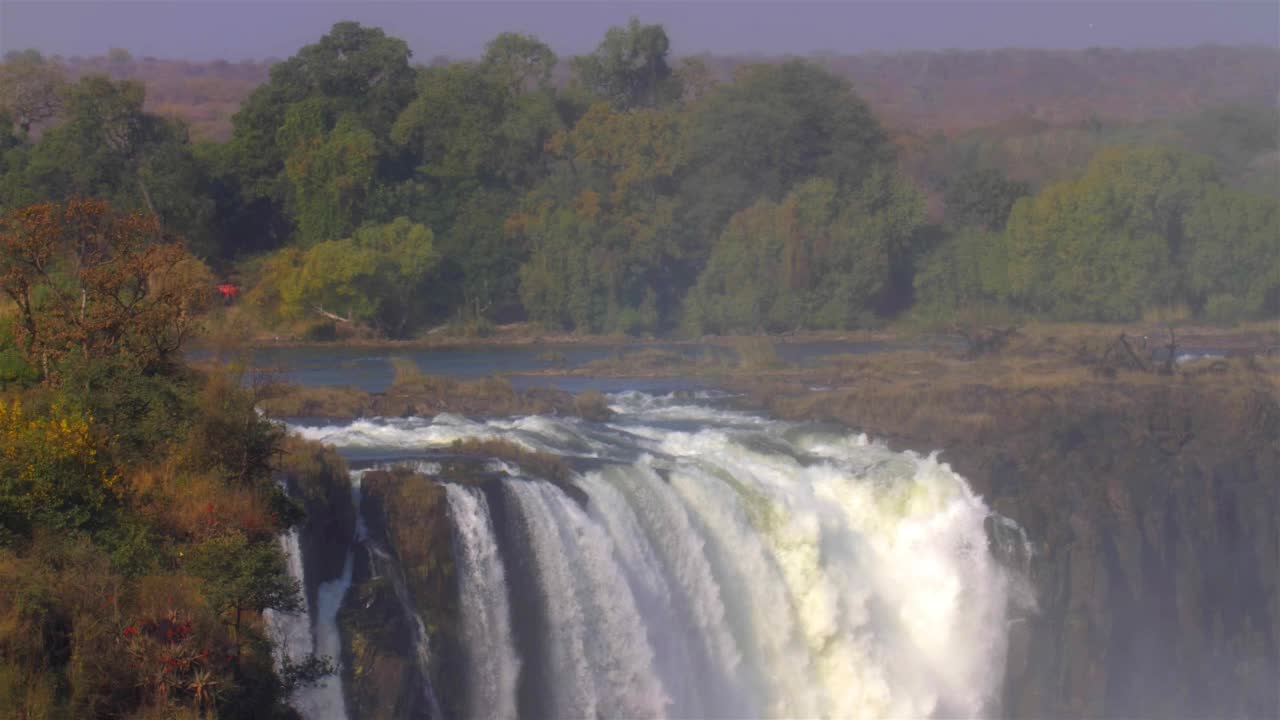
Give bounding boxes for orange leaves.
[0,198,213,381]
[141,471,279,544]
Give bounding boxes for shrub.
[180,371,283,487]
[0,400,120,544]
[1202,294,1250,325]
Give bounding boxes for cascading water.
[265,475,363,720]
[289,390,1032,719]
[444,485,522,720]
[264,529,312,669]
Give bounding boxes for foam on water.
[284,393,1030,719]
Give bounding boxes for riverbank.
[207,317,1278,354]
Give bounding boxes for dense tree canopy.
[686,174,924,333]
[1003,146,1218,320]
[0,198,213,379]
[943,168,1030,231]
[0,50,65,134]
[678,60,894,255]
[0,21,1275,337]
[571,19,681,110]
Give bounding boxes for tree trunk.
[313,306,352,324]
[136,175,160,228]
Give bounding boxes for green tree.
[481,32,558,94]
[275,218,438,336]
[220,22,415,253]
[913,226,1011,320]
[571,18,682,110]
[18,76,216,250]
[187,531,301,670]
[685,173,923,334]
[679,60,893,257]
[514,103,687,333]
[0,50,65,134]
[1004,146,1218,320]
[1184,185,1280,320]
[943,168,1030,230]
[284,114,377,246]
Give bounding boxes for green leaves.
[570,19,681,110]
[1002,146,1222,320]
[679,60,894,254]
[685,174,924,334]
[943,168,1030,231]
[0,50,65,135]
[270,217,438,337]
[1185,184,1280,319]
[187,531,301,618]
[284,115,377,247]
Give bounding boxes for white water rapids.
[285,390,1031,719]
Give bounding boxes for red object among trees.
[217,283,238,299]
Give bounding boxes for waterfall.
[265,476,363,720]
[264,529,312,668]
[288,392,1030,719]
[445,485,522,720]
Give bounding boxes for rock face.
[737,358,1279,718]
[343,467,460,720]
[281,438,357,612]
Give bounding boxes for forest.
[2,21,1277,341]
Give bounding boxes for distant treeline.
[36,44,1280,142]
[1,22,1277,339]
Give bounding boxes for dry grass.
[716,322,1279,461]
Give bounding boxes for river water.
[265,345,1033,719]
[235,339,903,393]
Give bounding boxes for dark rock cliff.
[279,437,357,611]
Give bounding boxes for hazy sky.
[3,1,1277,60]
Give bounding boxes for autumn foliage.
[0,399,119,542]
[0,198,213,380]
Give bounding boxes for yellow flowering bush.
[0,399,119,542]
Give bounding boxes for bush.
[0,400,121,544]
[180,371,284,487]
[1203,294,1251,324]
[0,326,37,390]
[56,355,198,464]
